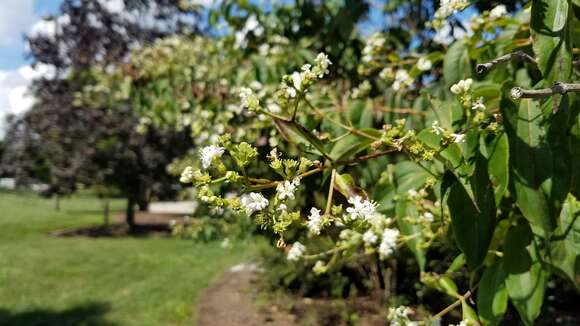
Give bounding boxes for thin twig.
[335,149,399,165]
[325,169,336,215]
[511,82,580,99]
[431,290,472,320]
[476,51,536,74]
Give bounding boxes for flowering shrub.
[86,1,580,324]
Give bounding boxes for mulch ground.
[50,212,176,237]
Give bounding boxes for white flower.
[434,0,470,20]
[379,228,399,258]
[239,87,259,109]
[422,212,434,223]
[277,203,287,212]
[489,5,507,19]
[307,207,323,235]
[287,242,306,261]
[407,189,419,198]
[240,192,269,215]
[363,230,378,245]
[199,145,225,169]
[283,82,297,98]
[417,57,432,71]
[276,178,300,200]
[388,306,414,326]
[450,78,473,94]
[392,69,412,91]
[180,166,195,183]
[451,133,466,143]
[291,71,303,91]
[314,52,332,77]
[313,260,327,274]
[379,67,393,80]
[431,120,445,135]
[346,196,378,221]
[472,97,486,110]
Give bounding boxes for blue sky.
[0,1,61,69]
[0,1,60,135]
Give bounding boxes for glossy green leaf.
[549,194,580,288]
[462,300,479,324]
[477,262,508,326]
[328,128,381,162]
[484,133,510,203]
[447,154,496,270]
[396,199,426,271]
[334,173,365,199]
[500,96,557,236]
[505,224,548,326]
[443,39,472,88]
[531,0,573,85]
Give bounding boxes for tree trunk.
[137,187,150,211]
[126,197,136,232]
[103,199,110,227]
[54,194,60,211]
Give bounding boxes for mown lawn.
[0,192,261,326]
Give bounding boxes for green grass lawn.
[0,192,262,326]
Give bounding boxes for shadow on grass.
[0,302,117,326]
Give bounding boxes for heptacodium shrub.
[85,1,580,325]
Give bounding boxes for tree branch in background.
[478,51,580,75]
[476,51,537,74]
[511,82,580,99]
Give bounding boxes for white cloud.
[0,64,55,136]
[0,1,36,45]
[101,0,125,13]
[29,14,71,39]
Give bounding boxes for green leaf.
[549,194,580,288]
[484,133,510,203]
[531,0,573,85]
[273,119,330,159]
[446,253,466,274]
[462,300,479,324]
[334,173,365,199]
[443,39,472,88]
[500,96,557,236]
[447,154,496,270]
[359,99,374,128]
[505,223,548,326]
[328,128,381,162]
[395,199,426,271]
[477,262,508,326]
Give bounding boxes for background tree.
[1,0,197,227]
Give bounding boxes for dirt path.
[197,263,297,326]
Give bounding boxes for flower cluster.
[287,242,306,261]
[417,57,432,71]
[387,306,416,326]
[345,196,378,221]
[362,33,386,63]
[392,69,413,91]
[276,178,300,200]
[200,145,225,169]
[279,52,332,100]
[306,207,323,235]
[240,192,269,215]
[432,0,470,29]
[378,228,399,258]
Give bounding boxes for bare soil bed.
[50,212,175,237]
